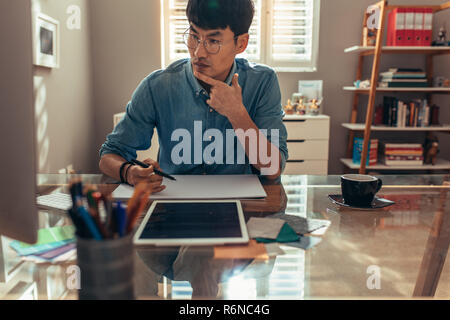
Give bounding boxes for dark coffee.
[341,174,383,207]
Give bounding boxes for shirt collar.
[187,59,237,95]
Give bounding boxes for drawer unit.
[287,140,329,160]
[284,117,330,140]
[283,115,330,175]
[284,160,329,175]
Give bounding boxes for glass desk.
[1,174,448,300]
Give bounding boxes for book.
[413,8,424,46]
[10,226,75,256]
[385,159,424,166]
[422,8,433,46]
[386,155,424,161]
[380,98,431,128]
[380,79,428,83]
[387,8,406,46]
[388,68,423,73]
[353,138,378,166]
[379,82,429,88]
[380,72,426,79]
[385,151,423,156]
[384,143,423,148]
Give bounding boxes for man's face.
[188,24,248,82]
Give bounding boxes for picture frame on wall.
[33,13,60,69]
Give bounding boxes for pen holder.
[76,234,135,300]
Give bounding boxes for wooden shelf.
[343,86,450,93]
[341,158,450,171]
[342,123,450,132]
[344,46,450,56]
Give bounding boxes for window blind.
[271,0,314,62]
[163,0,320,71]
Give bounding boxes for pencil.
[130,159,176,181]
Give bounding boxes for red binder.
[422,8,433,46]
[387,8,406,46]
[404,8,415,46]
[413,8,424,46]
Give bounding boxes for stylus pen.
[130,159,176,181]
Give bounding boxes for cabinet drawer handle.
[284,119,306,123]
[287,160,305,163]
[288,140,306,143]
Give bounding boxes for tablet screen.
[139,202,243,239]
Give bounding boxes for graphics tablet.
[133,200,249,246]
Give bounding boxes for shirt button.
[210,109,213,113]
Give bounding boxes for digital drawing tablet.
[133,200,249,246]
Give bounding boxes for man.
[99,0,288,188]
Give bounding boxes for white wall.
[32,0,96,173]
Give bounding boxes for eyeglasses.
[183,29,238,55]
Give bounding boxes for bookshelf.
[342,0,450,174]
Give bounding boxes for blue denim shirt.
[100,58,288,176]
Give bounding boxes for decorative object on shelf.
[308,99,321,116]
[363,27,377,46]
[291,93,304,115]
[433,76,450,87]
[354,79,371,88]
[296,99,307,116]
[33,13,60,69]
[432,24,448,46]
[298,80,323,114]
[423,133,440,165]
[284,99,295,115]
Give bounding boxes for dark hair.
[186,0,254,37]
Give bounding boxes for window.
[161,0,321,72]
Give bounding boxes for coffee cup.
[340,174,383,207]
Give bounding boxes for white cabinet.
[283,115,330,175]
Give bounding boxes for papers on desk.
[246,215,330,251]
[112,175,267,200]
[10,226,77,264]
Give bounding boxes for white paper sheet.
[112,175,267,200]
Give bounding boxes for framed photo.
[33,13,60,68]
[298,80,323,102]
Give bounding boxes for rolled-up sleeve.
[253,71,289,173]
[99,77,157,161]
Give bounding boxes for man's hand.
[126,158,166,193]
[194,71,246,121]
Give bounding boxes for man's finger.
[194,71,220,86]
[143,159,161,170]
[136,166,155,177]
[232,73,240,88]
